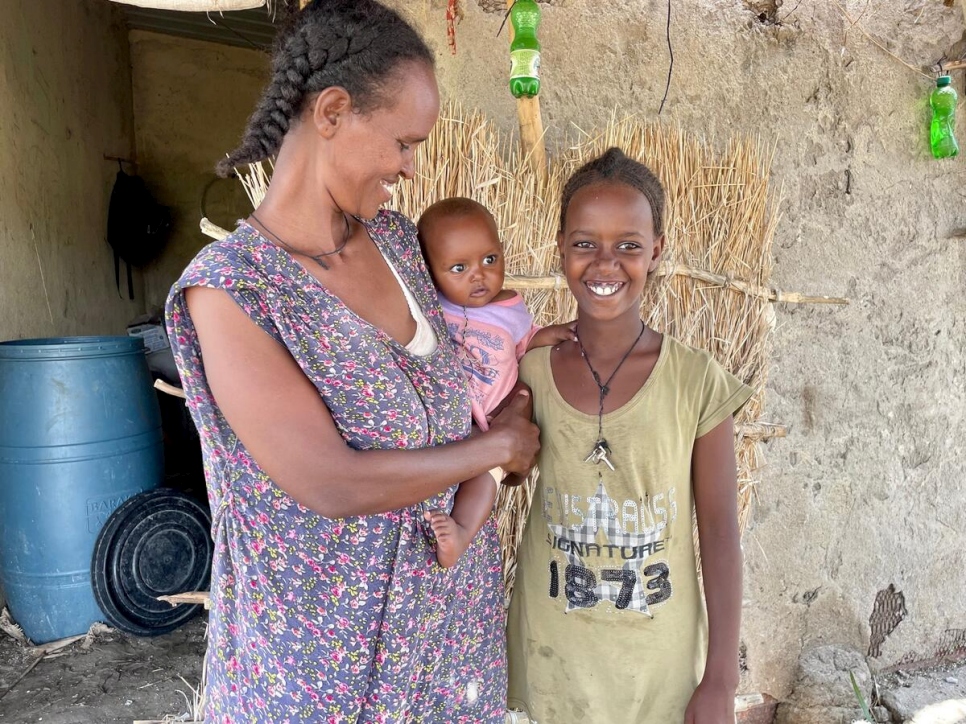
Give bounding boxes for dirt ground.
[0,616,206,724]
[2,611,965,724]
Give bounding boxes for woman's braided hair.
[558,147,666,238]
[217,0,434,177]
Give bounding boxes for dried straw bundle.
[223,104,782,600]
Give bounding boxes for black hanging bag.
[107,169,172,299]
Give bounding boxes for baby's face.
[424,212,506,308]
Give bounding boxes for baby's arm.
[526,322,576,352]
[684,415,742,724]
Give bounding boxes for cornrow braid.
[559,147,666,238]
[217,0,433,177]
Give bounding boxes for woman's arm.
[684,415,742,724]
[186,286,540,519]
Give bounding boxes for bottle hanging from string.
[509,0,542,99]
[929,75,959,160]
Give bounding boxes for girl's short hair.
[559,147,666,237]
[217,0,433,177]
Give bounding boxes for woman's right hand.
[486,388,540,474]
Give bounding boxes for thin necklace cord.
[250,211,351,271]
[577,321,647,442]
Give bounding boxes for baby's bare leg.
[425,472,496,568]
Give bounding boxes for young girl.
[418,197,574,567]
[507,148,752,723]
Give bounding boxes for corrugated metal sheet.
[122,6,281,51]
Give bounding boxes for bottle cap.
[937,75,952,87]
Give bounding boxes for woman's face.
[330,61,440,219]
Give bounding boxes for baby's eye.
[483,254,499,266]
[449,263,466,274]
[398,141,411,152]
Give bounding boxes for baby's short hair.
[417,197,497,251]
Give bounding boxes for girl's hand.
[683,679,736,724]
[486,388,539,474]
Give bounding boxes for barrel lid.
[937,75,952,87]
[92,489,212,636]
[0,336,145,360]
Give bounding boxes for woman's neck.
[254,138,348,248]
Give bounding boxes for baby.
[418,197,573,567]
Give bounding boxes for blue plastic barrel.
[0,336,163,643]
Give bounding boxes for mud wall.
[128,31,267,311]
[0,0,139,342]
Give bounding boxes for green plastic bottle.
[509,0,541,99]
[930,75,959,159]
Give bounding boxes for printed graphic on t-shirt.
[447,321,504,388]
[542,480,677,616]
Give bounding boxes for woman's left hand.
[683,679,736,724]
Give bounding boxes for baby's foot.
[424,509,472,568]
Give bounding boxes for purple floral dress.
[165,211,506,723]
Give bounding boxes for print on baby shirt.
[543,479,677,616]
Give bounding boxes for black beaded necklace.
[576,320,646,471]
[250,211,351,271]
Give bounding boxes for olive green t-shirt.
[507,335,753,724]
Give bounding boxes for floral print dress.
[165,211,506,723]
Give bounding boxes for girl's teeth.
[588,282,622,296]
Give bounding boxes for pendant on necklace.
[584,437,615,471]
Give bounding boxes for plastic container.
[509,0,541,98]
[0,337,163,643]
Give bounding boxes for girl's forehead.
[566,182,654,225]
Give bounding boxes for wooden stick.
[503,270,849,305]
[735,422,787,441]
[0,656,42,703]
[27,634,86,657]
[201,217,230,240]
[154,379,187,400]
[158,592,211,609]
[516,97,547,172]
[202,217,844,305]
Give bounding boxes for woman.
[165,2,539,721]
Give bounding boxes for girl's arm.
[186,286,540,519]
[684,415,742,724]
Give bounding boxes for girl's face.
[557,181,664,324]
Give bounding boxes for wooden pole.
[506,1,547,173]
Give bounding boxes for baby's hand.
[527,322,577,351]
